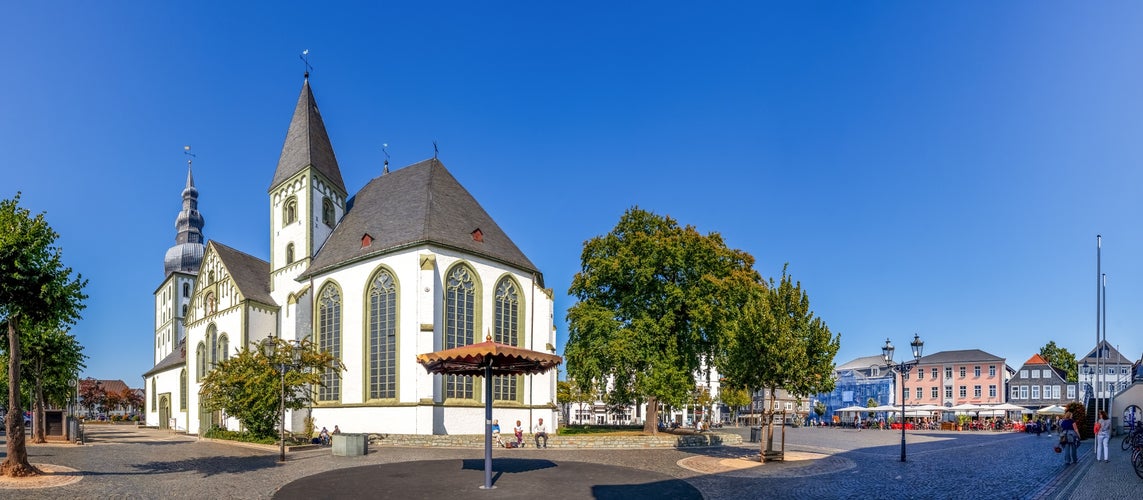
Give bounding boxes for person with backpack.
[1059,412,1080,465]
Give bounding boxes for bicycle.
[1132,440,1143,479]
[1121,424,1142,451]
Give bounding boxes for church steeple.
[269,79,346,192]
[164,153,206,276]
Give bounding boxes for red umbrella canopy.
[416,336,562,377]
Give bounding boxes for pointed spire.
[165,146,206,276]
[270,80,346,193]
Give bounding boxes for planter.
[333,434,366,456]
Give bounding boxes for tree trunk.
[643,397,659,435]
[33,372,46,443]
[2,318,40,477]
[764,386,776,454]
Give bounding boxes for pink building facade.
[897,350,1010,407]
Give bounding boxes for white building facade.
[147,77,558,437]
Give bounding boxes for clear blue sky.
[4,2,1141,386]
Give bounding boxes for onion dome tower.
[164,154,206,276]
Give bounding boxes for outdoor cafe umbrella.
[1036,404,1066,416]
[416,335,562,490]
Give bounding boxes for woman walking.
[1060,412,1081,465]
[1095,410,1111,463]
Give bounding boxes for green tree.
[718,265,840,457]
[199,337,344,439]
[719,385,752,426]
[813,401,826,419]
[1040,341,1078,383]
[0,193,87,477]
[565,207,753,434]
[21,324,85,443]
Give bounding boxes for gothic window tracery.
[445,265,476,400]
[318,284,342,402]
[493,277,520,402]
[368,268,397,400]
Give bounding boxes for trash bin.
[332,433,367,456]
[750,426,761,443]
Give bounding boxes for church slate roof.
[301,158,541,283]
[209,241,276,307]
[270,79,346,193]
[144,339,186,377]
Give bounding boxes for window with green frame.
[445,265,476,400]
[492,277,520,402]
[318,284,342,402]
[368,268,397,400]
[196,342,207,381]
[151,378,157,411]
[180,369,187,410]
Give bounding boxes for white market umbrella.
[988,403,1027,412]
[836,405,867,413]
[1036,405,1066,415]
[949,403,984,413]
[909,404,945,413]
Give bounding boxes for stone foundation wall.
[367,432,741,449]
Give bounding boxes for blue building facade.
[812,355,894,424]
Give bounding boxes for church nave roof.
[301,158,540,283]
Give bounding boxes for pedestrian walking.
[1095,410,1111,463]
[1059,412,1080,465]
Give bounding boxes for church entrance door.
[159,395,171,430]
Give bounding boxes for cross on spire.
[300,49,313,80]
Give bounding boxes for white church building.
[144,76,558,437]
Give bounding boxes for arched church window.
[286,243,295,264]
[284,196,297,225]
[180,369,187,410]
[181,304,188,317]
[445,265,477,400]
[368,268,397,400]
[183,283,190,297]
[207,324,218,370]
[218,334,229,362]
[322,197,335,227]
[318,284,342,402]
[151,378,157,411]
[196,342,207,381]
[492,277,520,402]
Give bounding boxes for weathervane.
[382,143,390,174]
[300,49,313,79]
[184,145,195,168]
[433,140,439,159]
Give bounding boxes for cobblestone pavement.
[0,425,1137,499]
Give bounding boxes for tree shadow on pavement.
[593,479,703,500]
[460,457,557,473]
[127,454,280,477]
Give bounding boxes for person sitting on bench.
[534,418,549,448]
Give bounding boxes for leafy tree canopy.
[199,337,344,439]
[717,265,840,452]
[565,207,754,432]
[0,193,87,477]
[1040,341,1078,383]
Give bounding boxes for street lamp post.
[882,333,924,463]
[262,339,300,462]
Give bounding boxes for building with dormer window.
[144,76,557,437]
